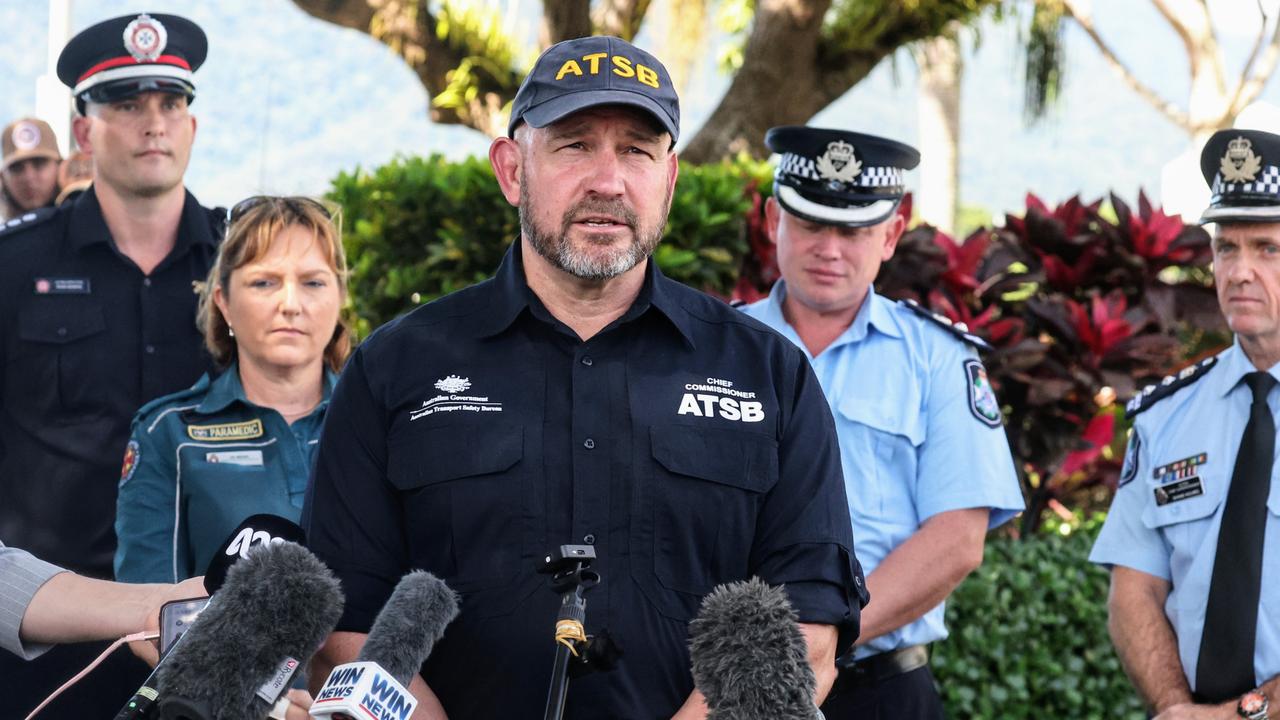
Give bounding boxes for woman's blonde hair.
[198,196,351,372]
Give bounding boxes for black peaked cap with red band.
[57,12,207,109]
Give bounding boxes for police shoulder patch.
[0,207,58,239]
[965,358,1002,427]
[1124,356,1218,419]
[1118,431,1141,487]
[900,299,993,352]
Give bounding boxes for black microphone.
[153,541,343,720]
[688,577,823,720]
[112,514,308,720]
[202,513,306,594]
[310,571,459,719]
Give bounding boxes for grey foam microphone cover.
[689,577,819,720]
[155,541,344,720]
[357,570,460,685]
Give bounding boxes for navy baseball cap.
[1200,128,1280,224]
[57,12,207,109]
[508,36,680,141]
[766,126,920,228]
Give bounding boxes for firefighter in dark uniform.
[0,13,223,714]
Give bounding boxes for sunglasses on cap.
[227,195,334,226]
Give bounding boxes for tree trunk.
[914,33,963,235]
[683,0,847,162]
[542,0,591,46]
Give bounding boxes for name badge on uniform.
[1154,476,1204,506]
[205,450,264,466]
[34,277,91,295]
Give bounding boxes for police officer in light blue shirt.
[1091,129,1280,720]
[741,126,1023,719]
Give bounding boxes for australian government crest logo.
[1221,135,1262,183]
[411,374,502,421]
[816,139,862,188]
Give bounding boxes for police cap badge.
[765,126,920,228]
[1199,128,1280,224]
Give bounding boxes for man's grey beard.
[520,175,668,281]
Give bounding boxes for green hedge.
[327,154,771,337]
[934,521,1145,719]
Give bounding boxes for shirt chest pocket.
[1142,471,1225,604]
[388,422,527,601]
[836,396,924,522]
[640,425,778,618]
[15,302,108,415]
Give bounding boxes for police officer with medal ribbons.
[0,12,223,714]
[1091,128,1280,720]
[739,127,1024,719]
[303,36,866,719]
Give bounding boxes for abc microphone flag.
[310,571,459,719]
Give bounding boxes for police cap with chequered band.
[1200,128,1280,224]
[507,35,680,142]
[766,126,920,228]
[56,12,207,109]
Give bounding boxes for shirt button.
[583,534,596,545]
[583,438,595,449]
[581,356,593,367]
[56,327,67,337]
[142,278,152,287]
[145,345,156,354]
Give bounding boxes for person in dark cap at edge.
[738,128,1023,718]
[0,12,224,714]
[1,117,63,222]
[1091,129,1280,720]
[303,35,865,719]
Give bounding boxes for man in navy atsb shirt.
[304,36,865,719]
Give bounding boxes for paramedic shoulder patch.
[187,419,264,441]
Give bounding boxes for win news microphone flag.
[310,571,460,719]
[689,577,824,720]
[155,540,343,720]
[113,515,309,720]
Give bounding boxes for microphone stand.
[540,545,599,720]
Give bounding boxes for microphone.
[688,577,823,720]
[310,571,459,719]
[154,541,344,720]
[202,513,307,594]
[113,514,309,720]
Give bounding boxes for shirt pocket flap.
[18,303,106,344]
[1141,489,1223,529]
[388,423,523,490]
[650,426,777,493]
[836,395,924,446]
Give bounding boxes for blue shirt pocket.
[836,395,924,526]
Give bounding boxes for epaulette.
[207,205,228,240]
[0,207,58,238]
[900,299,992,352]
[1124,356,1217,419]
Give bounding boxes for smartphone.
[158,596,210,655]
